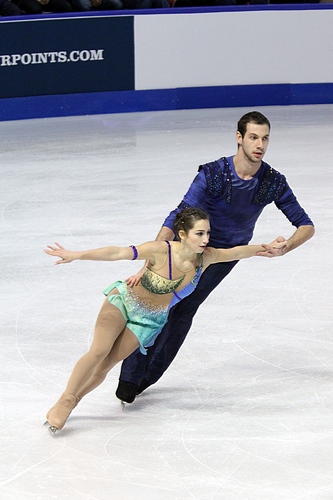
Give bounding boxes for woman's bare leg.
[46,298,136,431]
[77,325,140,399]
[64,299,127,396]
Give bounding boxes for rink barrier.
[0,4,333,121]
[1,83,333,122]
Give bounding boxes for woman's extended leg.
[64,299,127,396]
[76,324,141,400]
[46,297,138,432]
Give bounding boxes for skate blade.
[120,401,126,411]
[44,420,58,436]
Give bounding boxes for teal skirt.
[103,280,168,355]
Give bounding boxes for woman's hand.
[44,242,77,265]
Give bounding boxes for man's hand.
[125,225,174,287]
[126,266,146,287]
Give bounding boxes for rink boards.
[0,4,333,120]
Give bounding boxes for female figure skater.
[44,207,275,434]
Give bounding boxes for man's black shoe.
[137,379,151,395]
[115,380,138,404]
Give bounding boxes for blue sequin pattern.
[253,166,287,204]
[198,157,232,203]
[199,157,286,205]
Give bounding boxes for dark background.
[0,16,135,98]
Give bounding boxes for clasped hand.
[257,236,288,257]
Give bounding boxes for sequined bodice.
[141,267,185,295]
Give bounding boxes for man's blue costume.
[117,155,314,401]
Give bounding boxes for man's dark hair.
[237,111,271,138]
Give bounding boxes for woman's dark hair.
[237,111,271,138]
[173,207,209,236]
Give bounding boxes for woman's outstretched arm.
[204,239,280,267]
[44,241,165,265]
